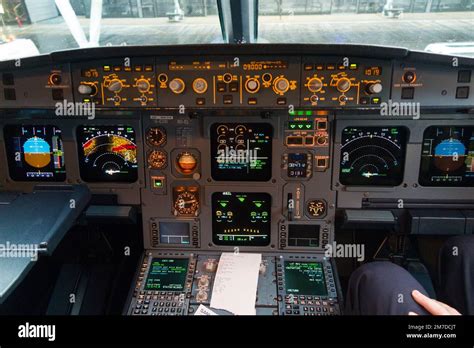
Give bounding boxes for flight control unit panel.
[0,44,473,316]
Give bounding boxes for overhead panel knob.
[169,78,185,94]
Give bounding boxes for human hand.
[409,290,461,315]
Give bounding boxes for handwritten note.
[194,304,218,316]
[210,252,261,315]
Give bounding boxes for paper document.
[210,252,261,315]
[194,304,218,316]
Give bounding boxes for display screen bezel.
[212,191,272,247]
[419,125,474,187]
[210,122,273,182]
[3,124,67,182]
[284,261,328,296]
[76,125,139,183]
[144,258,189,292]
[339,126,408,186]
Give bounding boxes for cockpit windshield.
[0,0,473,59]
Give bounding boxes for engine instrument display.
[4,125,66,181]
[212,192,271,246]
[210,123,273,181]
[284,261,327,296]
[419,126,474,186]
[339,127,407,186]
[77,126,138,182]
[144,258,189,291]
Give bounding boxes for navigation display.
[144,258,189,291]
[4,125,66,181]
[284,261,327,296]
[210,123,273,181]
[77,125,138,182]
[212,192,271,246]
[339,127,407,186]
[419,126,474,186]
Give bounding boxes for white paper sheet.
[210,252,261,315]
[194,304,218,316]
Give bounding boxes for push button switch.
[458,70,471,83]
[456,86,469,99]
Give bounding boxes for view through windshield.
[0,0,473,60]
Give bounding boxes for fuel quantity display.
[77,126,138,182]
[419,126,474,186]
[339,127,407,186]
[4,125,66,181]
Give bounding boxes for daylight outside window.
[0,0,472,60]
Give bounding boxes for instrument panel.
[0,45,473,316]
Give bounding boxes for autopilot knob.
[136,78,150,93]
[273,76,290,94]
[336,78,351,93]
[366,82,383,94]
[169,78,185,94]
[307,77,323,93]
[78,83,97,96]
[245,77,260,93]
[107,79,123,93]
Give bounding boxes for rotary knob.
[49,73,62,85]
[245,78,260,94]
[198,275,210,287]
[307,77,323,93]
[169,78,185,94]
[192,78,208,94]
[273,76,290,94]
[107,79,123,93]
[336,78,351,93]
[136,78,150,93]
[78,83,97,96]
[366,82,383,94]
